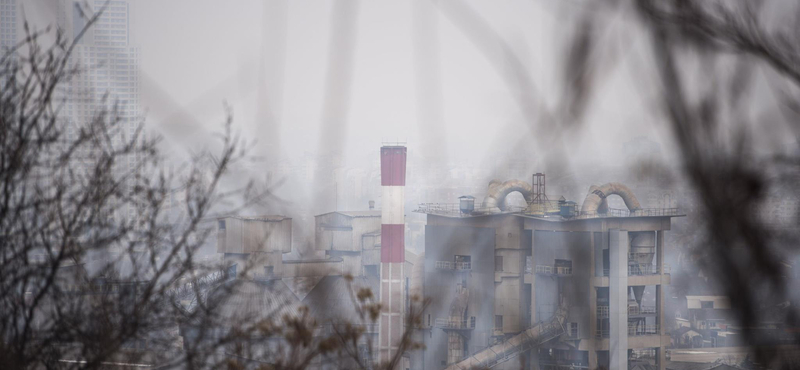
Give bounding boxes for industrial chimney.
[378,145,406,364]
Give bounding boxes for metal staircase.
[445,304,568,370]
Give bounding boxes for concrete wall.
[532,231,592,338]
[423,224,495,369]
[494,215,526,334]
[315,213,354,251]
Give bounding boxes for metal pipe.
[580,182,642,214]
[481,179,533,212]
[445,303,568,370]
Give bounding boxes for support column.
[589,351,598,370]
[379,146,407,366]
[657,251,666,370]
[589,233,598,369]
[608,230,628,370]
[589,233,599,370]
[657,230,664,274]
[530,232,537,324]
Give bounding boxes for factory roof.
[316,210,381,218]
[415,204,683,220]
[218,215,291,222]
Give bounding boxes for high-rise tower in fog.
[60,0,141,219]
[0,0,17,51]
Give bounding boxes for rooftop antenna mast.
[531,173,548,205]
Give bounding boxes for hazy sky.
[20,0,793,176]
[121,0,672,167]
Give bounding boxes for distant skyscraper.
[60,0,141,220]
[0,0,17,52]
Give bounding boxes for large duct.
[446,287,470,365]
[480,179,533,213]
[445,303,569,370]
[580,182,642,214]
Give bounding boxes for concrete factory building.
[417,175,682,370]
[210,146,683,370]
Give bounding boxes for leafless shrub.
[0,4,428,368]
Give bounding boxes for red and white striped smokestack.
[379,145,406,364]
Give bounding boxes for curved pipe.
[481,179,533,212]
[580,182,641,214]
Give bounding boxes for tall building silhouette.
[0,0,17,51]
[60,0,142,220]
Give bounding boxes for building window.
[470,316,476,329]
[569,322,578,337]
[495,256,503,272]
[495,315,503,330]
[701,301,714,309]
[218,220,225,230]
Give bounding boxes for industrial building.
[209,145,684,370]
[416,174,682,370]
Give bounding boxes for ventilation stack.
[379,145,406,365]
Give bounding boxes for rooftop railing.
[434,318,475,330]
[535,265,573,276]
[601,264,671,276]
[628,324,660,336]
[629,306,657,316]
[595,324,660,337]
[435,261,472,271]
[571,208,681,219]
[596,305,657,318]
[415,203,526,216]
[416,203,682,219]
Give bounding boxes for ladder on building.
[445,304,569,370]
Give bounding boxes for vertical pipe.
[609,230,628,370]
[379,145,407,365]
[657,230,667,370]
[589,233,598,370]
